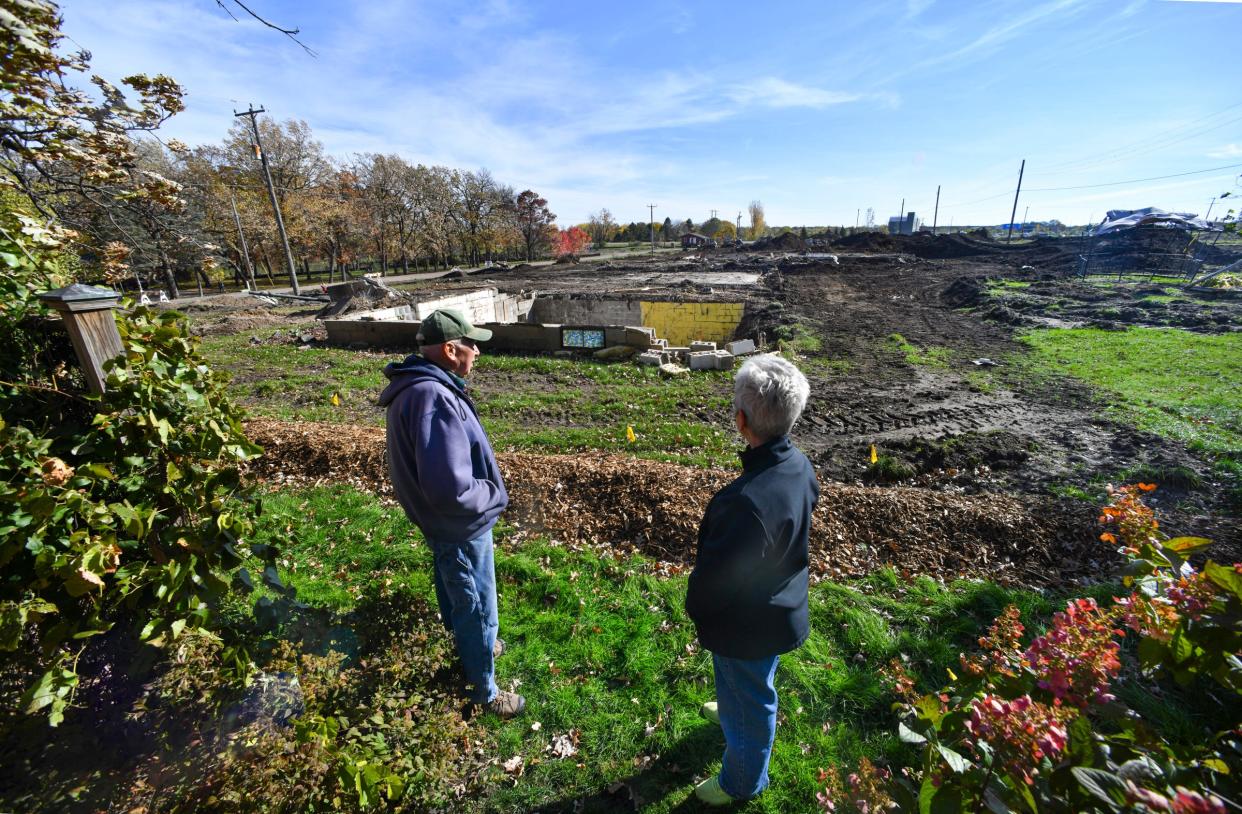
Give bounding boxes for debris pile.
[316,277,410,319]
[244,420,1107,587]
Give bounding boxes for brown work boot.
[493,637,506,659]
[485,690,526,718]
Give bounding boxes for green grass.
[241,485,1221,813]
[773,322,823,354]
[986,280,1031,292]
[1016,327,1241,456]
[887,333,952,368]
[200,330,390,425]
[244,486,1061,812]
[1016,327,1241,508]
[200,332,741,468]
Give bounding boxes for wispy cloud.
[1207,144,1242,158]
[916,0,1091,70]
[726,78,862,109]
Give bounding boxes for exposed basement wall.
[639,301,745,345]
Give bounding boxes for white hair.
[733,353,810,441]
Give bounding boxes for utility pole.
[228,187,257,291]
[855,209,860,230]
[1006,159,1025,244]
[234,105,300,294]
[932,185,941,234]
[898,197,905,234]
[648,204,657,256]
[1022,205,1030,237]
[736,211,742,240]
[710,209,718,220]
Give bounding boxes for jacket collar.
[739,434,793,471]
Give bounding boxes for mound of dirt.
[244,419,1109,587]
[752,232,808,252]
[831,231,904,252]
[902,234,997,260]
[942,276,987,306]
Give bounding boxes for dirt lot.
[186,232,1241,559]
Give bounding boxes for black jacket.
[685,435,819,659]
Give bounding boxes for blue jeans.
[428,529,498,704]
[713,652,780,800]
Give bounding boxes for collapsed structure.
[320,263,763,368]
[1078,207,1227,282]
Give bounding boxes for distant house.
[681,232,713,248]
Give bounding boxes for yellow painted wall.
[639,301,744,346]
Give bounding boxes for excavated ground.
[195,232,1239,565]
[245,419,1107,588]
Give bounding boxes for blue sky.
[62,0,1242,228]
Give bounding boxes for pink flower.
[1125,781,1171,811]
[1023,599,1122,707]
[964,694,1076,786]
[1170,788,1226,814]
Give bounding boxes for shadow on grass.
[530,721,725,813]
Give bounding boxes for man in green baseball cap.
[379,309,524,717]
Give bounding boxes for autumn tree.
[587,208,617,248]
[513,189,556,260]
[748,200,766,240]
[556,226,591,257]
[450,169,513,265]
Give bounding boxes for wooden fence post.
[37,284,124,395]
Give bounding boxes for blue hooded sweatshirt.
[378,354,508,542]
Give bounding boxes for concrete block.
[689,351,717,370]
[637,350,664,366]
[659,362,689,378]
[690,341,717,352]
[666,346,690,360]
[712,350,736,370]
[726,339,757,356]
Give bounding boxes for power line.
[946,162,1242,209]
[1038,99,1242,173]
[1024,161,1242,192]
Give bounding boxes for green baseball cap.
[416,308,493,345]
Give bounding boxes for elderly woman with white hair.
[685,353,819,805]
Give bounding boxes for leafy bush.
[817,484,1240,813]
[176,596,475,812]
[0,206,282,725]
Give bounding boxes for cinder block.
[690,341,717,352]
[689,351,717,370]
[637,350,664,366]
[666,346,690,360]
[726,339,757,356]
[712,350,736,370]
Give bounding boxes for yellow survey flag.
[870,444,878,464]
[331,392,341,406]
[626,425,637,443]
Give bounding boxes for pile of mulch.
[244,420,1108,587]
